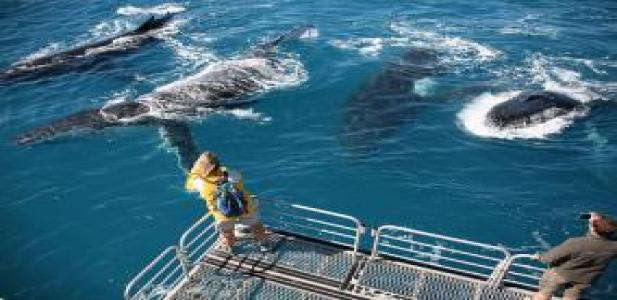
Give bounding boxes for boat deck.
[125,199,551,300]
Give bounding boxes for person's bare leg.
[250,222,267,242]
[532,292,551,300]
[222,230,236,249]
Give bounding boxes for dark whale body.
[342,48,439,156]
[486,91,584,128]
[14,25,315,170]
[0,14,174,83]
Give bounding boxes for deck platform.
[125,199,550,300]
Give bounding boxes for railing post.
[176,246,192,277]
[487,253,537,288]
[370,227,381,258]
[351,222,365,263]
[486,250,531,289]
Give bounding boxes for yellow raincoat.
[185,166,256,222]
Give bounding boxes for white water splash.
[17,42,65,64]
[457,91,589,140]
[499,14,560,39]
[89,19,134,38]
[330,21,501,70]
[526,53,602,103]
[299,27,320,39]
[330,38,386,57]
[165,38,218,68]
[116,3,186,16]
[222,108,272,123]
[390,21,501,64]
[532,231,552,250]
[414,77,438,97]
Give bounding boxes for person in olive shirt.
[531,212,617,300]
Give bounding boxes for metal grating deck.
[126,200,549,300]
[354,259,532,300]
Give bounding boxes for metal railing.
[371,225,511,280]
[124,246,184,300]
[126,199,545,300]
[259,198,366,261]
[496,253,546,290]
[124,214,218,300]
[178,213,218,271]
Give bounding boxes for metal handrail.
[179,213,214,251]
[124,246,180,300]
[178,213,217,273]
[372,225,510,257]
[379,233,503,263]
[497,253,545,289]
[371,225,510,281]
[261,199,366,261]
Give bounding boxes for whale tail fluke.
[14,102,151,146]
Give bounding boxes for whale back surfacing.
[342,48,439,156]
[487,91,583,128]
[1,15,174,83]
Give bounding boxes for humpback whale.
[486,91,584,128]
[342,48,439,156]
[14,25,315,169]
[0,14,175,83]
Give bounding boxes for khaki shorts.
[215,212,261,232]
[538,269,590,299]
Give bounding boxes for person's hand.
[589,212,601,222]
[530,253,541,260]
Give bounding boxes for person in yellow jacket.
[186,151,267,251]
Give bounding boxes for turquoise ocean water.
[1,0,616,299]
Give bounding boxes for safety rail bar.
[494,253,546,290]
[371,225,511,281]
[178,213,218,269]
[259,198,366,261]
[124,246,184,300]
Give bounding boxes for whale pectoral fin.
[159,120,200,171]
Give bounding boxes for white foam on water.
[532,230,552,250]
[391,21,502,65]
[221,108,272,123]
[299,27,320,39]
[17,42,65,64]
[89,19,134,38]
[458,91,589,140]
[116,3,186,16]
[414,77,438,97]
[330,21,501,69]
[499,14,559,39]
[330,37,385,57]
[165,38,218,68]
[499,26,559,39]
[526,53,602,103]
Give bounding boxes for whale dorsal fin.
[252,24,315,56]
[134,14,173,34]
